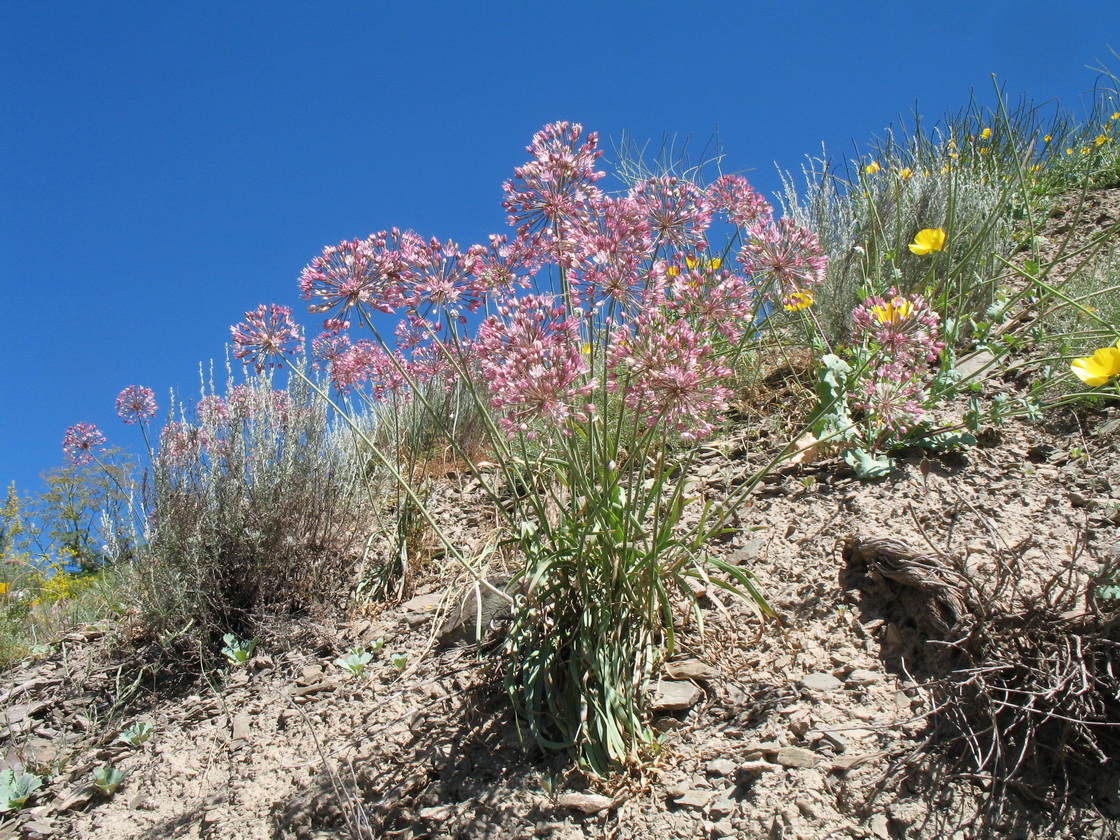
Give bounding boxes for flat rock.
[704,758,737,777]
[775,747,818,768]
[665,659,721,681]
[844,669,879,686]
[555,792,613,814]
[799,672,842,693]
[673,789,713,809]
[651,680,702,713]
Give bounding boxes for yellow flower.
[667,265,681,276]
[1111,112,1120,120]
[1029,164,1041,172]
[1043,134,1052,143]
[0,582,8,595]
[1071,343,1120,387]
[898,167,913,180]
[940,164,951,174]
[783,291,814,311]
[1094,133,1109,147]
[978,147,990,155]
[871,297,914,324]
[864,160,881,174]
[685,256,721,271]
[980,127,992,139]
[581,342,592,355]
[908,228,946,255]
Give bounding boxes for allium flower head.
[607,311,731,442]
[230,304,303,373]
[1071,342,1120,387]
[116,385,158,425]
[707,174,772,228]
[62,423,106,466]
[299,235,410,323]
[476,294,595,438]
[629,176,712,250]
[852,289,943,365]
[568,194,655,307]
[738,218,827,305]
[502,122,605,247]
[908,228,946,255]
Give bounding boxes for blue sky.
[1,2,1117,497]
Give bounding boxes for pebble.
[844,669,878,686]
[799,672,842,693]
[674,789,714,810]
[651,680,702,713]
[711,819,736,838]
[705,758,737,777]
[555,792,612,814]
[775,747,818,768]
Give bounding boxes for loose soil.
[2,187,1119,840]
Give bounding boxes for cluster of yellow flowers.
[1072,340,1120,387]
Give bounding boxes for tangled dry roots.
[844,535,1120,826]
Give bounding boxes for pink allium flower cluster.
[670,269,756,343]
[849,289,945,435]
[852,371,928,435]
[629,176,712,251]
[502,122,605,249]
[851,289,944,366]
[116,385,158,425]
[63,423,106,465]
[568,195,656,307]
[298,235,409,322]
[707,174,773,228]
[608,311,731,442]
[231,304,303,373]
[399,236,481,318]
[465,235,539,296]
[331,340,410,399]
[738,218,827,305]
[476,295,595,438]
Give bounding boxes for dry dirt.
[2,187,1120,840]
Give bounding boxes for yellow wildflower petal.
[783,291,814,311]
[898,167,913,179]
[864,161,881,174]
[685,256,698,270]
[667,265,681,277]
[1112,112,1120,120]
[1071,346,1120,387]
[1095,134,1108,146]
[708,258,722,271]
[871,297,914,324]
[981,128,992,139]
[908,228,946,255]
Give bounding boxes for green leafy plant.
[389,652,408,672]
[116,721,155,748]
[334,647,375,678]
[221,633,257,666]
[0,769,42,812]
[92,764,125,796]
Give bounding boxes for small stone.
[555,792,613,814]
[665,659,721,681]
[651,680,702,713]
[231,713,252,742]
[775,747,818,768]
[674,789,714,810]
[712,820,736,838]
[705,759,737,777]
[799,672,842,693]
[709,790,737,818]
[844,669,879,686]
[869,813,891,839]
